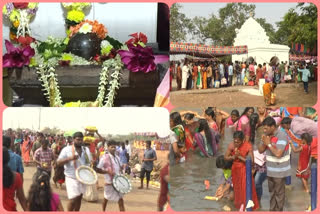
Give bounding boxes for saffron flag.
[154,69,170,107]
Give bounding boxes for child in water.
[214,155,234,200]
[289,133,312,193]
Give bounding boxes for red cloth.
[158,164,169,209]
[255,68,263,84]
[297,144,311,179]
[286,107,303,116]
[3,172,22,211]
[184,127,195,151]
[311,137,317,159]
[230,142,259,210]
[209,121,219,132]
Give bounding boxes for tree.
[41,127,61,135]
[274,3,317,52]
[170,3,194,42]
[189,3,257,46]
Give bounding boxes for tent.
[170,42,248,58]
[289,54,317,62]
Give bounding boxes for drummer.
[96,140,125,211]
[57,132,92,211]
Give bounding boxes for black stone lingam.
[66,33,101,60]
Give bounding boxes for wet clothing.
[229,141,259,210]
[158,164,169,210]
[296,144,311,179]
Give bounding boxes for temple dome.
[234,17,270,46]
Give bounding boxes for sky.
[3,108,170,137]
[179,3,299,30]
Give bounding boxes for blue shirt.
[142,148,157,171]
[298,68,311,82]
[8,149,24,174]
[119,148,128,164]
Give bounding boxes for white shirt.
[182,65,189,78]
[57,146,92,179]
[97,153,121,184]
[125,144,131,156]
[228,65,233,75]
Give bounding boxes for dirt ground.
[16,150,169,212]
[170,81,317,107]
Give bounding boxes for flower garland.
[3,3,39,40]
[30,37,124,107]
[103,56,123,107]
[69,20,107,40]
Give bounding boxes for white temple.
[232,16,290,65]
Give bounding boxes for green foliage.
[170,3,194,42]
[105,35,123,50]
[170,2,316,52]
[274,3,317,51]
[37,38,67,60]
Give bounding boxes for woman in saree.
[52,136,65,188]
[170,112,186,164]
[236,107,254,142]
[194,119,219,157]
[226,109,240,130]
[21,135,31,166]
[224,131,259,210]
[214,108,230,137]
[196,64,202,89]
[204,108,219,132]
[182,112,200,151]
[263,82,276,106]
[202,64,207,89]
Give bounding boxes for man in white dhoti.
[96,140,125,211]
[57,132,92,211]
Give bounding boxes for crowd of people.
[170,59,317,92]
[2,128,168,211]
[169,107,317,211]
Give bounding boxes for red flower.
[13,3,29,9]
[125,32,148,46]
[17,36,35,47]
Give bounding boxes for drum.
[76,165,98,185]
[112,174,132,194]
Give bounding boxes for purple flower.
[6,3,14,14]
[118,44,156,73]
[3,40,35,68]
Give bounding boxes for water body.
[169,108,312,211]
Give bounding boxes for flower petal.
[5,40,17,53]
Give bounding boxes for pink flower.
[118,44,156,73]
[3,40,35,68]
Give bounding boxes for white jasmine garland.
[104,55,123,107]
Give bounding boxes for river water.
[169,107,312,211]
